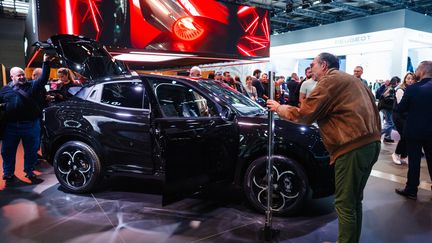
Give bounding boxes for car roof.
[81,73,212,88]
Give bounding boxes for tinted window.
[198,80,266,116]
[150,79,217,118]
[101,82,147,109]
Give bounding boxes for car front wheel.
[53,141,102,193]
[243,155,309,216]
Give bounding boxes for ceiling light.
[113,54,186,62]
[129,51,195,57]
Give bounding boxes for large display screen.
[34,0,270,58]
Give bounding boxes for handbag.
[377,88,395,110]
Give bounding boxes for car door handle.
[207,120,216,128]
[201,120,216,131]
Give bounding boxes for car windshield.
[198,80,266,116]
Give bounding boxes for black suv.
[40,34,334,215]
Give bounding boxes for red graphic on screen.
[237,6,270,56]
[173,17,204,41]
[58,0,102,39]
[40,0,269,57]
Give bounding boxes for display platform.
[0,141,431,243]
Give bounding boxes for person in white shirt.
[299,66,316,105]
[391,72,416,165]
[244,75,257,100]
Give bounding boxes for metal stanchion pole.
[260,71,279,242]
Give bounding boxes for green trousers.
[334,141,381,243]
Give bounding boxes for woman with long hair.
[392,72,416,164]
[244,75,257,100]
[52,68,81,100]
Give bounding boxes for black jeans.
[405,139,432,193]
[393,112,407,157]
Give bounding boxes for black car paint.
[39,34,334,213]
[42,74,333,201]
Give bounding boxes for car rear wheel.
[243,156,309,216]
[53,141,102,193]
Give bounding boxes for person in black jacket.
[375,79,389,100]
[0,54,53,181]
[286,72,300,106]
[251,69,266,100]
[379,76,399,143]
[395,60,432,200]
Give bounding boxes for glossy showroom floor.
[1,137,431,243]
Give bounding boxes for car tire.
[53,141,102,193]
[243,155,309,216]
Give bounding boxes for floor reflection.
[0,142,431,242]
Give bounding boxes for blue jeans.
[1,119,40,176]
[381,109,394,139]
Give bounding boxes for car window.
[100,82,147,109]
[198,80,266,116]
[150,79,218,118]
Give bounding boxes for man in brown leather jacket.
[267,52,381,243]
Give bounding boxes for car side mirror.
[222,106,236,121]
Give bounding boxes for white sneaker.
[392,153,402,165]
[400,157,408,164]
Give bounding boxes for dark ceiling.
[224,0,432,34]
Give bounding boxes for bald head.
[32,68,42,80]
[10,67,26,86]
[415,61,432,81]
[190,66,201,77]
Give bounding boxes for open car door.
[145,76,239,206]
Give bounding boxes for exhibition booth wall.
[269,9,432,82]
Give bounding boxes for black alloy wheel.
[53,141,102,193]
[243,156,309,216]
